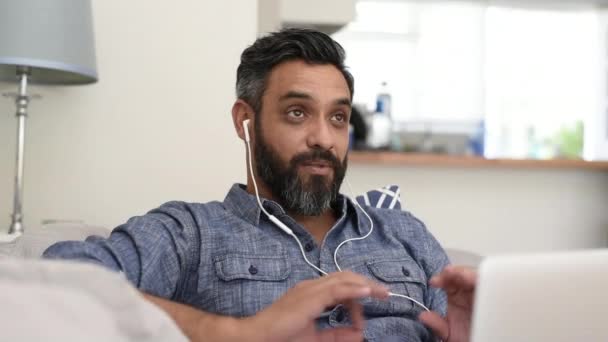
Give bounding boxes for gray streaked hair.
[236,28,354,115]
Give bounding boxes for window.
[333,0,603,159]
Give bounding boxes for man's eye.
[332,113,346,122]
[287,109,305,118]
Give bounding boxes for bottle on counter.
[366,81,393,149]
[468,119,485,157]
[376,81,392,117]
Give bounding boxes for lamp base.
[5,66,32,235]
[8,219,23,235]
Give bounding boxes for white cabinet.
[279,0,356,34]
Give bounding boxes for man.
[44,28,474,342]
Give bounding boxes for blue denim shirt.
[44,184,449,341]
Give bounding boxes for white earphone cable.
[333,180,375,272]
[243,119,428,311]
[340,180,429,312]
[244,122,327,276]
[388,292,430,312]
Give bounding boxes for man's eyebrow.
[334,97,352,107]
[279,91,313,102]
[279,91,352,108]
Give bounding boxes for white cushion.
[0,223,110,259]
[0,258,186,341]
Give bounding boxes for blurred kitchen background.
[1,0,607,256]
[265,0,608,161]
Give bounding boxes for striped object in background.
[355,185,401,210]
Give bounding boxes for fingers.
[256,271,386,342]
[430,265,477,292]
[329,271,389,298]
[419,311,449,341]
[312,271,389,311]
[344,300,364,330]
[322,283,373,305]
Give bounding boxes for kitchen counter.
[346,151,608,255]
[349,151,608,171]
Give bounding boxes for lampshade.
[0,0,98,84]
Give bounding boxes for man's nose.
[306,118,334,151]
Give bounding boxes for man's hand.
[244,271,389,342]
[143,271,388,342]
[419,265,477,342]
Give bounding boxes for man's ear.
[232,99,255,142]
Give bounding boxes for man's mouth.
[300,160,333,175]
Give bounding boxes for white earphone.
[243,119,295,236]
[243,119,251,142]
[241,118,430,312]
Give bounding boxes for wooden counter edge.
[349,151,608,171]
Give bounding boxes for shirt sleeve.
[43,201,199,300]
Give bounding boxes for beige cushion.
[1,223,111,259]
[0,258,186,341]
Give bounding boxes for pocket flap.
[213,253,290,282]
[366,259,425,283]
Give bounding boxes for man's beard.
[254,131,347,216]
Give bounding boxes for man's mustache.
[289,149,342,170]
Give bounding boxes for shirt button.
[304,242,314,252]
[248,265,258,275]
[335,309,346,323]
[402,266,410,277]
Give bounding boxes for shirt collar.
[223,183,365,235]
[222,183,276,227]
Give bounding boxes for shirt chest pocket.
[361,259,428,318]
[212,253,292,317]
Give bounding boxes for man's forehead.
[266,61,351,101]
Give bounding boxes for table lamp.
[0,0,98,235]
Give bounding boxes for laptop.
[471,249,608,342]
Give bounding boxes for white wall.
[0,1,255,230]
[348,164,608,256]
